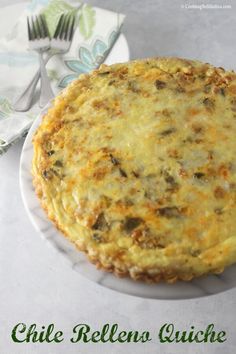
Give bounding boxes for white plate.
[19,8,236,301]
[0,2,26,37]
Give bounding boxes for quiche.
[32,57,236,283]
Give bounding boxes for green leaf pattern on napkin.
[0,96,13,119]
[48,69,60,82]
[79,4,96,39]
[41,0,78,37]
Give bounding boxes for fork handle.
[38,52,55,108]
[13,69,41,112]
[13,53,53,112]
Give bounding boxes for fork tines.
[27,14,50,40]
[53,13,75,41]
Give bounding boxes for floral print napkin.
[0,0,125,155]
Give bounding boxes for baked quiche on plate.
[32,57,236,283]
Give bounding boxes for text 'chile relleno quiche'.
[32,57,236,283]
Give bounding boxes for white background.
[1,1,236,353]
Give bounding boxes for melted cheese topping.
[32,57,236,282]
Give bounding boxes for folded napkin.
[0,0,125,155]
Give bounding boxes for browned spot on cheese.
[228,84,236,94]
[92,99,107,109]
[131,227,166,249]
[187,107,202,117]
[191,123,204,134]
[93,167,109,180]
[179,168,188,178]
[214,186,226,199]
[218,164,229,179]
[167,149,180,158]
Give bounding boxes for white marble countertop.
[1,1,236,353]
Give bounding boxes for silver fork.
[27,14,54,108]
[51,13,75,52]
[14,13,76,112]
[39,13,75,107]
